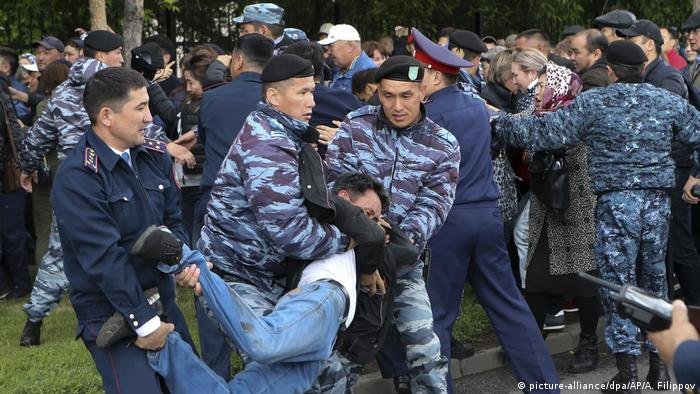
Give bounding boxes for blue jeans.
[149,245,347,392]
[150,332,323,394]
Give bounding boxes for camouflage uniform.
[493,82,700,356]
[19,57,168,323]
[323,105,459,393]
[198,102,349,387]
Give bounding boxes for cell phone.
[693,185,700,198]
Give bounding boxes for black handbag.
[528,150,570,211]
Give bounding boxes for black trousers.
[667,167,700,306]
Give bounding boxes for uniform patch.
[144,138,167,153]
[408,66,419,81]
[84,147,99,173]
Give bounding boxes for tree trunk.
[123,0,145,68]
[89,0,109,31]
[695,0,700,12]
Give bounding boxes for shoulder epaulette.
[84,147,99,173]
[143,138,167,153]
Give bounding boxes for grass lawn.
[0,283,489,393]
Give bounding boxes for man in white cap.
[319,24,376,91]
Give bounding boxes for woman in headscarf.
[522,62,601,374]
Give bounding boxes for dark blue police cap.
[411,28,471,75]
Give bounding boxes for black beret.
[84,30,124,52]
[682,11,700,32]
[449,30,487,53]
[375,55,424,83]
[261,53,314,83]
[594,9,637,29]
[606,40,647,67]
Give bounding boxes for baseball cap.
[317,24,361,45]
[319,23,334,35]
[233,3,284,25]
[616,19,663,47]
[33,36,65,52]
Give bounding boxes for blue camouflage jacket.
[325,105,460,253]
[494,82,700,194]
[198,102,348,293]
[19,57,167,172]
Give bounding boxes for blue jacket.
[199,71,262,187]
[494,82,700,194]
[673,339,700,386]
[51,130,187,331]
[425,85,500,206]
[643,57,694,168]
[330,52,376,92]
[311,83,364,127]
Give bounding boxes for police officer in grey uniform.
[493,41,700,394]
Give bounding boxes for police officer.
[617,19,699,308]
[192,33,273,379]
[594,9,637,44]
[447,29,487,93]
[198,53,367,390]
[233,2,292,53]
[412,28,560,394]
[18,30,172,347]
[326,55,457,393]
[493,41,700,394]
[50,67,194,393]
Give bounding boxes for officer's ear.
[264,84,281,107]
[96,106,115,128]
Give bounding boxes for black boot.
[567,334,599,373]
[96,287,163,348]
[601,353,640,394]
[19,319,42,347]
[646,352,670,390]
[131,225,183,265]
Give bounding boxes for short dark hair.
[352,68,377,96]
[518,29,551,48]
[438,27,455,39]
[82,45,97,59]
[331,173,390,211]
[609,63,644,81]
[0,47,19,75]
[234,33,274,70]
[83,68,148,124]
[284,41,325,81]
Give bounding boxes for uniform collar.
[257,102,319,143]
[86,129,146,171]
[426,84,459,103]
[235,71,262,82]
[378,102,428,133]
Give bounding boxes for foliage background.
[0,0,696,51]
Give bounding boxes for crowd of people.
[1,3,700,393]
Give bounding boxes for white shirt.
[298,250,357,328]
